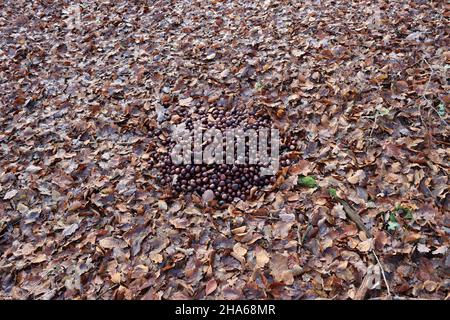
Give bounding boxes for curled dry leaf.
[255,246,270,269]
[423,280,438,292]
[232,243,247,264]
[357,239,373,253]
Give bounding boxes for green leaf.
[328,188,338,199]
[404,211,413,220]
[438,103,445,117]
[298,176,317,188]
[389,212,398,223]
[254,82,264,91]
[387,221,400,231]
[394,205,413,220]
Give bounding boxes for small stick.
[371,249,392,298]
[355,268,372,300]
[96,283,120,299]
[339,199,371,237]
[337,198,392,298]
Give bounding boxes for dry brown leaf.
[357,239,373,253]
[255,246,270,269]
[205,279,218,296]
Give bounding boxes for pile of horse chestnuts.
[151,105,298,205]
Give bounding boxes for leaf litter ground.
[0,0,448,299]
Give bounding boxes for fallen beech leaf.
[21,243,35,256]
[289,160,312,175]
[233,243,247,259]
[17,203,29,214]
[68,200,83,212]
[157,200,168,210]
[3,189,18,200]
[206,52,216,60]
[179,97,193,107]
[347,170,365,184]
[205,279,218,296]
[255,246,270,268]
[99,237,127,249]
[171,217,189,229]
[292,49,305,57]
[62,223,79,237]
[231,226,246,234]
[432,246,447,255]
[31,254,47,264]
[357,239,373,253]
[287,193,300,201]
[26,164,42,173]
[396,80,409,92]
[423,280,437,292]
[417,243,430,253]
[331,203,346,220]
[269,254,297,285]
[405,232,421,243]
[272,221,294,239]
[150,253,163,264]
[161,94,171,104]
[0,0,447,302]
[322,237,333,250]
[111,272,121,284]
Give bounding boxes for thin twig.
[368,110,379,148]
[296,222,302,248]
[96,283,120,299]
[336,198,391,298]
[339,199,371,237]
[355,266,373,300]
[371,249,392,298]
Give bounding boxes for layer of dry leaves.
[0,0,449,300]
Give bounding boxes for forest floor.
[0,0,449,300]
